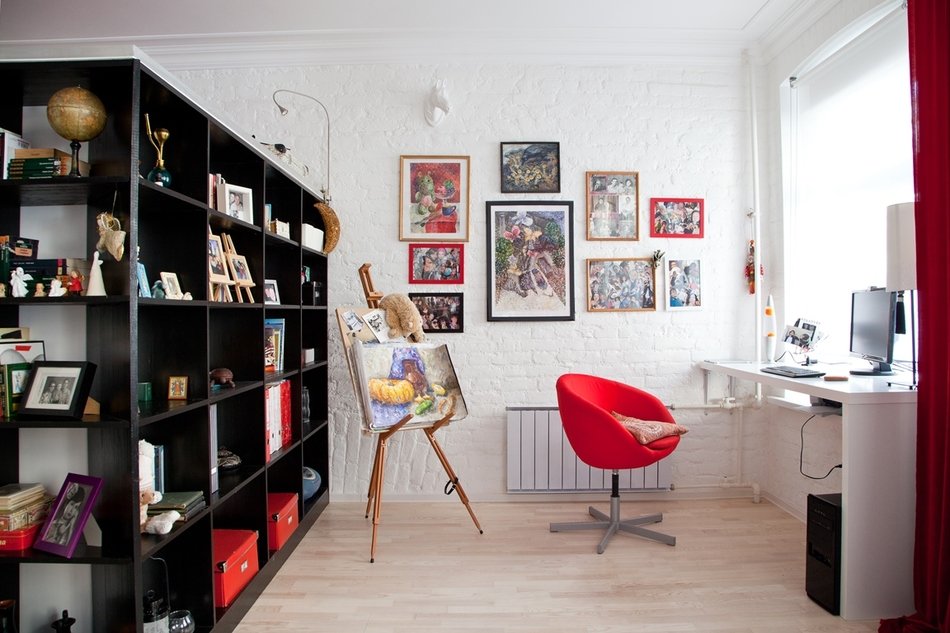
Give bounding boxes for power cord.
[800,414,843,480]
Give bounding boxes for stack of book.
[5,148,90,179]
[264,380,292,460]
[264,318,286,373]
[147,490,206,524]
[0,482,53,551]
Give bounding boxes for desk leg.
[423,427,483,534]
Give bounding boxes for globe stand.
[68,140,83,178]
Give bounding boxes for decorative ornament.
[96,208,126,262]
[51,609,76,633]
[46,86,107,177]
[144,113,171,187]
[315,194,340,254]
[652,249,665,269]
[85,251,106,297]
[424,79,451,127]
[745,239,763,294]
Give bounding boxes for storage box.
[212,529,259,607]
[301,223,324,251]
[267,492,299,552]
[0,494,53,531]
[0,522,40,551]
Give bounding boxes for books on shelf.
[148,490,204,513]
[264,380,292,458]
[264,318,286,373]
[0,483,45,511]
[0,494,53,531]
[5,150,91,178]
[0,128,30,180]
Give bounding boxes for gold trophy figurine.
[145,113,171,187]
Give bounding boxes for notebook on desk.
[761,365,826,378]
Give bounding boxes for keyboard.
[761,365,826,378]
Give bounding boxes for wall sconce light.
[424,79,450,127]
[272,89,340,253]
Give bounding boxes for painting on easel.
[352,341,467,431]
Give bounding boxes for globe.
[47,86,107,142]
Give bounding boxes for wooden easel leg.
[369,435,390,563]
[365,435,384,519]
[423,427,483,535]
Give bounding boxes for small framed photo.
[33,473,103,558]
[649,198,704,238]
[263,279,281,305]
[587,258,656,312]
[227,254,254,287]
[586,171,639,240]
[667,259,702,309]
[168,375,188,400]
[218,183,254,225]
[500,142,560,193]
[408,243,464,284]
[398,155,471,242]
[18,361,97,420]
[159,272,183,300]
[137,262,151,298]
[408,292,464,333]
[208,234,230,284]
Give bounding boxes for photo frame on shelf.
[667,258,702,309]
[227,254,254,288]
[208,234,230,284]
[3,361,31,418]
[408,243,464,284]
[0,340,45,364]
[18,360,97,420]
[398,155,471,242]
[586,171,639,240]
[218,183,254,225]
[649,197,704,238]
[137,262,151,298]
[500,142,560,194]
[263,279,281,305]
[587,257,656,312]
[486,200,574,321]
[167,376,188,400]
[408,292,464,333]
[159,272,183,300]
[32,473,103,559]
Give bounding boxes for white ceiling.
[0,0,830,68]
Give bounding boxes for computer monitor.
[849,288,896,375]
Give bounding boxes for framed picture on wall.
[667,259,702,309]
[586,171,639,240]
[486,200,574,321]
[398,155,470,242]
[586,258,656,312]
[408,243,464,284]
[500,142,560,193]
[408,292,464,333]
[649,198,704,238]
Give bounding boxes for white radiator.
[506,406,672,493]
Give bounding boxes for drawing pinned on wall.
[351,341,467,431]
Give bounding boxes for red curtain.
[880,1,950,632]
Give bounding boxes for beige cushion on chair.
[611,411,690,444]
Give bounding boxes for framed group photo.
[398,155,470,242]
[218,183,254,225]
[33,473,103,558]
[649,197,704,238]
[586,257,657,312]
[486,200,574,321]
[586,171,639,240]
[408,292,464,333]
[408,243,464,284]
[208,234,230,284]
[500,142,560,194]
[667,259,702,309]
[18,360,97,419]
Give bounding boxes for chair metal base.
[550,484,676,553]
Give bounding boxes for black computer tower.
[806,493,842,614]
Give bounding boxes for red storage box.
[0,522,40,551]
[267,492,299,552]
[212,529,259,607]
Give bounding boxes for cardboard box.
[0,522,40,551]
[212,529,259,607]
[266,492,299,552]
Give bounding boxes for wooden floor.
[235,498,879,633]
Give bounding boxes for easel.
[337,264,482,562]
[222,233,255,303]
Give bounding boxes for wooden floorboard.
[234,498,879,633]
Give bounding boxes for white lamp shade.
[886,202,917,291]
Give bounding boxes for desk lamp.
[886,201,917,389]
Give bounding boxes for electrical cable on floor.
[800,414,843,480]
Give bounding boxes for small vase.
[147,160,171,188]
[168,610,195,633]
[0,599,17,633]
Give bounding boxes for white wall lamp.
[886,201,917,389]
[272,89,340,253]
[424,79,450,127]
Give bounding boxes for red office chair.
[550,373,681,553]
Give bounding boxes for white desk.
[699,361,917,621]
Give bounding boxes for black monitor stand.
[850,360,895,376]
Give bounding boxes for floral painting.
[399,155,470,241]
[500,142,560,193]
[487,201,574,321]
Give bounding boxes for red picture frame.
[648,197,704,238]
[408,243,464,284]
